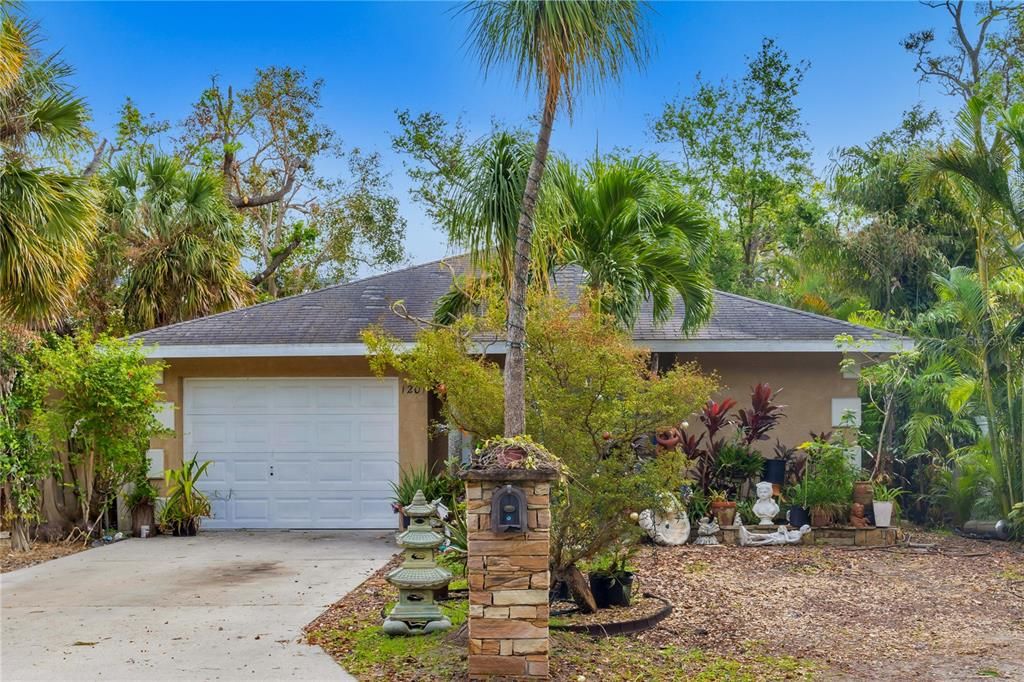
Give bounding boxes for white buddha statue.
[752,481,780,526]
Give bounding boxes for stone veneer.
[463,469,558,680]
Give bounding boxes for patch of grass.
[684,560,711,574]
[998,568,1024,582]
[309,600,468,680]
[550,632,816,681]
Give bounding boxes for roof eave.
[143,337,913,359]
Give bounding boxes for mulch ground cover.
[306,532,1024,681]
[1,538,88,573]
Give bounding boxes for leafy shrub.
[365,293,716,606]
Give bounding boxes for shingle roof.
[132,256,903,348]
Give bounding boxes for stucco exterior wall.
[150,356,428,477]
[672,352,859,453]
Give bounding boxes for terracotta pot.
[714,506,737,527]
[852,481,874,507]
[710,501,736,526]
[810,508,832,527]
[655,428,681,449]
[497,447,526,467]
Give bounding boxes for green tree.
[0,331,50,551]
[0,5,97,326]
[463,0,651,436]
[173,67,407,297]
[545,155,713,330]
[365,293,716,610]
[903,1,1024,106]
[28,333,168,538]
[653,38,811,289]
[829,107,972,315]
[101,156,253,331]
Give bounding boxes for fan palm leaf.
[107,156,253,331]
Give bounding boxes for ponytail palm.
[105,157,252,331]
[547,156,713,330]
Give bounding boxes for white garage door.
[183,377,399,529]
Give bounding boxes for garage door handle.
[269,464,274,477]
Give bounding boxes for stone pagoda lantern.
[382,490,453,636]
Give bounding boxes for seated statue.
[694,516,720,546]
[738,524,811,546]
[752,481,781,526]
[849,502,871,528]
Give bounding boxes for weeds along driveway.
[0,530,396,681]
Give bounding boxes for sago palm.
[0,6,96,326]
[545,156,713,331]
[464,0,651,435]
[103,156,252,331]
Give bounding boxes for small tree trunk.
[504,82,559,437]
[560,565,598,614]
[10,517,32,552]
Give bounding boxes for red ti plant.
[737,383,786,445]
[683,397,736,494]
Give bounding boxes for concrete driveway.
[1,531,395,681]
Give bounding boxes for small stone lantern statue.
[382,490,453,636]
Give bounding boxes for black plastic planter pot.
[589,572,634,609]
[763,459,786,485]
[787,506,811,528]
[171,519,199,537]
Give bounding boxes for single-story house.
[134,257,910,530]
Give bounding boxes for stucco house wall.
[674,351,859,454]
[150,356,428,476]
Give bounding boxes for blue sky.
[30,1,958,269]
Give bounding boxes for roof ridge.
[711,289,901,339]
[128,255,466,339]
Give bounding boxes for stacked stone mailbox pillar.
[462,468,558,680]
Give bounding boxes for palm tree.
[464,0,651,436]
[103,156,253,331]
[545,155,713,330]
[0,7,97,326]
[915,267,1022,513]
[918,98,1024,513]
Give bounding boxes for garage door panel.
[233,496,272,524]
[359,383,398,409]
[359,458,399,486]
[357,495,395,525]
[271,420,316,450]
[357,417,398,447]
[317,459,354,484]
[184,378,398,529]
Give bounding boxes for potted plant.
[587,545,637,609]
[158,454,212,536]
[126,476,158,537]
[785,435,856,528]
[708,489,736,527]
[852,470,874,509]
[872,485,904,527]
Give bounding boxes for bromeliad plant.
[159,454,213,536]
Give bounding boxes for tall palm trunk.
[504,83,559,436]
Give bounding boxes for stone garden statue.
[694,516,720,546]
[738,524,811,546]
[638,493,691,545]
[752,481,780,526]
